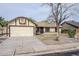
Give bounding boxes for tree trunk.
[55,24,59,41]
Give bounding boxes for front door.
[40,27,44,33]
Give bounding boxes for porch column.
[37,27,40,34]
[43,27,45,33]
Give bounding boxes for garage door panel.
[10,27,33,37]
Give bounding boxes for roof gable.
[7,16,37,26]
[62,21,79,28]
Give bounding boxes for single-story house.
[3,16,62,37]
[35,21,62,34]
[61,21,79,33]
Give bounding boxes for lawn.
[36,32,57,40]
[36,32,79,45]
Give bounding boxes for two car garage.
[10,26,34,37]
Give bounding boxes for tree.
[0,17,7,35]
[43,3,78,41]
[0,17,7,27]
[28,17,36,22]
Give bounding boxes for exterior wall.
[50,28,55,32]
[76,28,79,33]
[43,28,46,32]
[8,18,36,27]
[8,21,15,25]
[16,19,20,25]
[33,27,36,34]
[62,23,76,30]
[3,27,7,34]
[59,28,61,32]
[28,21,36,27]
[16,18,29,26]
[0,26,8,35]
[5,17,36,36]
[50,27,61,33]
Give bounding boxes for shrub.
[61,29,68,33]
[68,29,76,38]
[61,29,76,38]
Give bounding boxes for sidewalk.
[15,42,79,56]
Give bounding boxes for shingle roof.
[35,21,62,27]
[65,21,79,28]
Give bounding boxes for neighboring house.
[62,21,79,33]
[3,16,62,37]
[0,23,2,34]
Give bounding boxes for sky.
[0,3,50,21]
[0,3,79,22]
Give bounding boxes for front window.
[19,18,26,24]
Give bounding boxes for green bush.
[68,29,76,38]
[61,29,68,33]
[61,29,76,38]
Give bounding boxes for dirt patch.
[36,33,79,45]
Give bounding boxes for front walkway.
[0,37,79,56]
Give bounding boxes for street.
[37,50,79,56]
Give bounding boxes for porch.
[36,27,57,34]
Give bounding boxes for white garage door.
[10,27,33,37]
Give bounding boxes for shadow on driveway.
[0,37,7,43]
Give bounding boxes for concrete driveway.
[1,37,79,56]
[0,37,46,56]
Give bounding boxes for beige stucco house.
[3,16,62,37]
